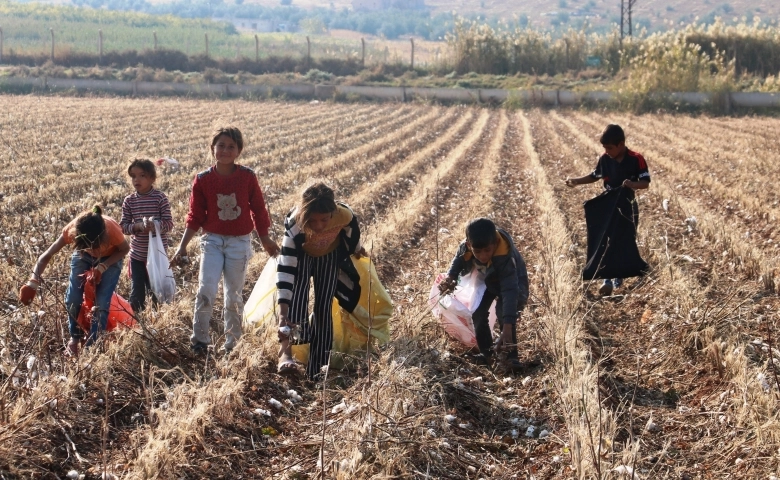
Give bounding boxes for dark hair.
[465,218,498,249]
[294,182,337,230]
[127,158,157,180]
[599,124,625,146]
[70,205,107,251]
[210,126,244,153]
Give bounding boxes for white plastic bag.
[146,220,176,304]
[429,270,496,347]
[243,257,279,331]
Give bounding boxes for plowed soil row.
[530,109,780,477]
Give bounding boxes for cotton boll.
[331,401,347,414]
[612,466,634,477]
[66,470,79,480]
[521,376,532,386]
[269,398,283,409]
[458,423,470,429]
[538,429,550,439]
[645,417,660,432]
[286,390,302,402]
[444,414,457,423]
[254,408,272,417]
[525,426,535,437]
[427,428,437,437]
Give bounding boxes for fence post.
[306,35,310,65]
[361,38,365,68]
[50,28,54,62]
[0,28,4,64]
[410,38,414,70]
[205,33,209,58]
[98,29,103,63]
[255,34,259,62]
[154,31,158,50]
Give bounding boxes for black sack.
[582,188,649,280]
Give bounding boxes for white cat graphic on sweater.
[217,193,242,221]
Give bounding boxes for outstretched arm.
[565,175,600,188]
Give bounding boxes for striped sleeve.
[157,192,175,236]
[120,195,135,235]
[276,210,304,305]
[339,203,361,255]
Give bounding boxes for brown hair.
[127,158,157,181]
[210,126,244,153]
[70,205,107,251]
[294,182,337,230]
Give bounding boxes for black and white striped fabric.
[286,248,340,378]
[277,202,362,312]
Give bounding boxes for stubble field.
[0,95,779,479]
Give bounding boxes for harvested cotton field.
[0,95,778,478]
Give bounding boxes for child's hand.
[496,324,514,352]
[277,316,293,342]
[19,280,38,305]
[621,179,634,189]
[565,177,576,188]
[353,246,368,259]
[260,236,280,257]
[171,249,190,266]
[438,276,457,295]
[92,263,107,284]
[133,219,154,234]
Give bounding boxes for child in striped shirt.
[277,182,365,379]
[120,159,175,313]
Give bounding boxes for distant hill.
[239,0,779,31]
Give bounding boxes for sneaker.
[612,278,624,289]
[470,352,492,366]
[190,342,208,355]
[598,279,614,296]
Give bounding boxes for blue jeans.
[65,251,123,345]
[191,233,252,350]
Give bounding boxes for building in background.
[352,0,426,12]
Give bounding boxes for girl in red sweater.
[173,127,279,355]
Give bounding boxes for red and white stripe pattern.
[120,188,174,261]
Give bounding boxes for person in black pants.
[439,218,529,370]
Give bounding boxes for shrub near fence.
[447,18,780,79]
[0,47,364,76]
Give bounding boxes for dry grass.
[2,95,780,478]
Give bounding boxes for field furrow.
[539,109,780,477]
[3,97,780,479]
[566,111,780,293]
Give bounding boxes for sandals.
[277,359,298,375]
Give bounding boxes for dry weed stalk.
[519,111,617,477]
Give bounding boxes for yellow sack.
[243,256,392,367]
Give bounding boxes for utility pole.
[620,0,637,42]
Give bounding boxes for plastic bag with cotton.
[146,220,176,303]
[429,269,496,347]
[243,256,392,367]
